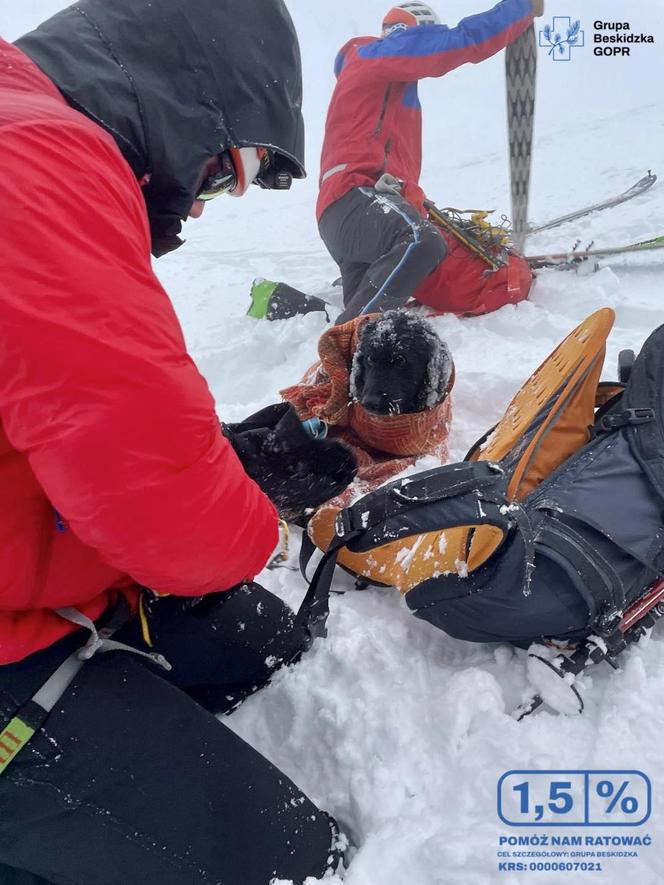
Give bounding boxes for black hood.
[16,0,305,257]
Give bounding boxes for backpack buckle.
[599,408,655,430]
[335,508,361,538]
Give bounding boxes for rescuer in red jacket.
[317,0,542,323]
[0,2,351,882]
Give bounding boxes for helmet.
[382,2,440,36]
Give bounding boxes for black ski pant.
[318,186,447,325]
[0,584,341,885]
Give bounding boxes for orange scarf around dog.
[280,315,453,492]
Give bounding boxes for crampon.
[514,578,664,720]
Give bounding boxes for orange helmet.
[382,2,440,36]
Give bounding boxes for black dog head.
[349,311,453,415]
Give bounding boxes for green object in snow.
[247,279,330,321]
[247,278,279,319]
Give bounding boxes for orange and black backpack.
[300,308,664,651]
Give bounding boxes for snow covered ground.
[6,1,664,883]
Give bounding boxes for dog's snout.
[362,393,386,413]
[361,391,402,415]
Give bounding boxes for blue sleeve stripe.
[334,49,347,77]
[358,0,532,60]
[402,82,421,109]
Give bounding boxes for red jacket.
[0,42,277,664]
[317,0,533,221]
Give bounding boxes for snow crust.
[6,0,664,882]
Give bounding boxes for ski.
[526,234,664,269]
[506,24,537,252]
[528,171,657,236]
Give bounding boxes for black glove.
[223,403,357,521]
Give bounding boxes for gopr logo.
[538,17,585,60]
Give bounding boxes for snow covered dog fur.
[349,311,453,415]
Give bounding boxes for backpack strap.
[297,461,538,634]
[292,522,366,656]
[335,461,510,547]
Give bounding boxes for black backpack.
[301,313,664,663]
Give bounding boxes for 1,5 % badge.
[498,771,651,826]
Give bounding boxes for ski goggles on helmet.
[197,147,293,201]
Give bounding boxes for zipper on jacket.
[372,85,392,136]
[381,138,393,174]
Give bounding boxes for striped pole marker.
[506,24,537,253]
